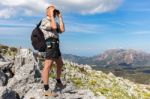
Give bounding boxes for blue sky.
[0,0,150,56]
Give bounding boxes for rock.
[1,88,20,99]
[0,55,5,62]
[60,82,76,93]
[7,62,41,98]
[0,87,7,98]
[0,55,14,76]
[6,51,41,98]
[97,96,107,99]
[1,63,14,80]
[0,55,14,87]
[0,62,12,69]
[0,71,8,86]
[12,50,36,74]
[77,90,95,99]
[24,88,45,99]
[23,83,44,99]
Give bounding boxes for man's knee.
[55,57,63,67]
[57,60,64,67]
[44,60,53,70]
[44,65,50,70]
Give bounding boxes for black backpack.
[31,21,46,52]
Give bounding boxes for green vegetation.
[62,62,150,99]
[95,66,150,84]
[0,44,18,56]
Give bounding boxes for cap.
[49,4,55,8]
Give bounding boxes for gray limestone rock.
[0,71,8,86]
[1,88,20,99]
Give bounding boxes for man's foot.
[43,90,58,97]
[56,82,66,89]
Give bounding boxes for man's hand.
[57,11,65,33]
[57,11,62,19]
[48,7,55,18]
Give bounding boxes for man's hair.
[46,7,50,14]
[46,4,55,14]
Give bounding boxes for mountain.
[63,49,150,84]
[62,54,88,63]
[0,46,150,99]
[92,49,150,67]
[63,49,150,68]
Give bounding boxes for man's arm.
[58,14,65,33]
[50,15,57,30]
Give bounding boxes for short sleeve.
[40,18,51,31]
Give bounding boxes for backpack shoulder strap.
[36,20,42,28]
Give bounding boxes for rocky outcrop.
[0,48,42,98]
[0,48,150,99]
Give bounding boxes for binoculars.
[54,9,60,15]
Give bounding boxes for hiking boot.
[43,90,58,97]
[56,82,66,89]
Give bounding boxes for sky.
[0,0,150,56]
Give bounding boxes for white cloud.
[65,22,108,34]
[0,0,49,18]
[54,0,123,14]
[0,8,16,19]
[0,0,123,18]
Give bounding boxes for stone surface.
[0,71,8,86]
[7,63,41,98]
[1,88,20,99]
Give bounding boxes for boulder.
[7,62,41,98]
[5,50,41,98]
[1,88,20,99]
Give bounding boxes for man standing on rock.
[40,4,65,97]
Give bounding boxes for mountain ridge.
[63,49,150,67]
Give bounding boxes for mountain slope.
[0,45,150,99]
[63,49,150,84]
[63,60,150,99]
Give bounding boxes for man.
[39,4,65,97]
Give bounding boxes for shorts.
[45,38,61,59]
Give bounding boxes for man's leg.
[55,57,63,80]
[42,59,53,90]
[42,59,58,97]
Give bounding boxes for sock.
[56,79,62,84]
[44,84,49,91]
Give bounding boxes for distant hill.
[63,49,150,84]
[63,49,150,68]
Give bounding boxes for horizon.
[1,43,150,57]
[1,0,150,56]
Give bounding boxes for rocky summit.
[0,47,150,99]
